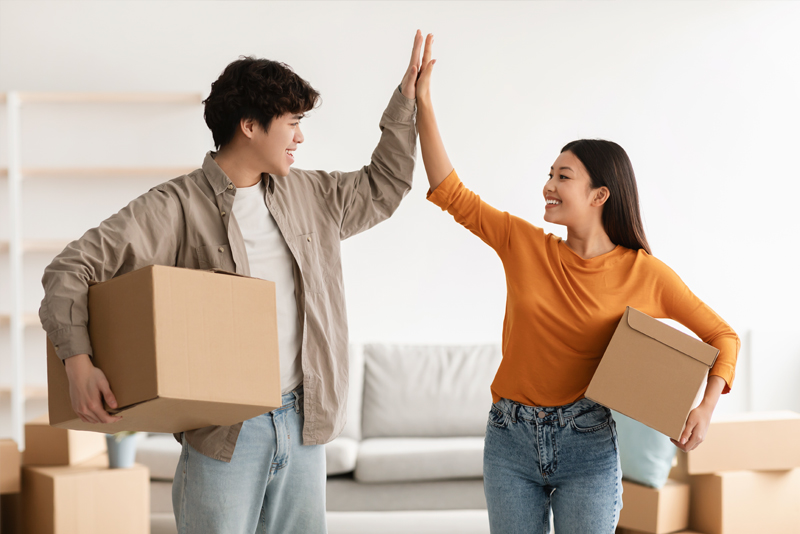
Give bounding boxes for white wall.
[1,1,798,415]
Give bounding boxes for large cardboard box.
[47,265,281,433]
[22,454,149,534]
[689,469,800,534]
[617,479,690,534]
[23,414,106,466]
[586,307,718,440]
[684,411,800,474]
[0,439,21,494]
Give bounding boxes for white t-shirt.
[232,178,303,393]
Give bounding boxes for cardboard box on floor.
[22,454,150,534]
[617,530,703,534]
[683,411,800,474]
[1,439,21,494]
[586,307,718,441]
[47,265,282,433]
[617,479,690,534]
[689,468,800,534]
[23,414,106,466]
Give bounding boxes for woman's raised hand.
[416,33,436,103]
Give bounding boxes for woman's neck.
[564,225,616,260]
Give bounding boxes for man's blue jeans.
[172,386,327,534]
[483,397,622,534]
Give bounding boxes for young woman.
[412,35,739,534]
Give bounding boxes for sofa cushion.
[613,410,677,488]
[325,437,359,476]
[361,344,501,438]
[327,475,486,511]
[136,433,182,480]
[354,437,484,483]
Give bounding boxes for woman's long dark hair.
[561,139,651,255]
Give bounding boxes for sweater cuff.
[426,169,460,209]
[710,362,735,394]
[49,325,94,360]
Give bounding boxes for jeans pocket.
[569,406,611,433]
[487,404,510,429]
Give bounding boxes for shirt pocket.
[296,231,325,294]
[194,244,235,272]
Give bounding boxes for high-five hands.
[401,30,435,100]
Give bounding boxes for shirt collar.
[202,151,234,195]
[202,151,274,195]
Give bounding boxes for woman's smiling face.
[543,150,599,227]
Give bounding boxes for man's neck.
[214,146,263,188]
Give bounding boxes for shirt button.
[227,184,234,190]
[537,412,546,419]
[307,236,311,242]
[220,211,226,216]
[218,247,224,253]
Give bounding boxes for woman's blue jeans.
[483,397,623,534]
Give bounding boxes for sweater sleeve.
[657,261,739,394]
[426,170,513,252]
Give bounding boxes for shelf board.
[17,92,204,104]
[0,239,72,253]
[21,166,195,178]
[0,386,48,399]
[0,314,42,327]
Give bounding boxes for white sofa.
[138,344,501,534]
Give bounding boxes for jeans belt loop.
[510,403,518,424]
[292,388,302,414]
[557,408,566,428]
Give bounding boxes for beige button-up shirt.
[40,88,416,461]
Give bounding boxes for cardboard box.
[23,414,107,466]
[689,469,800,534]
[617,479,690,534]
[684,411,800,474]
[22,454,149,534]
[0,439,21,494]
[47,265,281,433]
[586,307,718,440]
[1,493,23,534]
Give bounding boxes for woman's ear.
[592,186,611,207]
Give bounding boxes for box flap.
[626,307,719,367]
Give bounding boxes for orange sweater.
[428,170,739,407]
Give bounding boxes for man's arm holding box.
[39,186,183,423]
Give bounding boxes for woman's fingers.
[422,33,434,68]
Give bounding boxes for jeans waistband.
[494,396,607,425]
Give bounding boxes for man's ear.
[592,186,611,207]
[240,118,257,140]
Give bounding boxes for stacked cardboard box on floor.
[1,439,22,533]
[676,411,800,534]
[616,479,691,534]
[9,415,151,534]
[615,411,800,534]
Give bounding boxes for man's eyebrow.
[292,113,305,119]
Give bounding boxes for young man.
[39,32,428,533]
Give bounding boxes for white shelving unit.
[1,91,203,447]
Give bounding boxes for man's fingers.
[409,30,423,69]
[422,33,434,67]
[100,382,118,410]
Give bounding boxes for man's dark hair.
[203,57,320,149]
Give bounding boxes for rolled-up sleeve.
[39,187,182,360]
